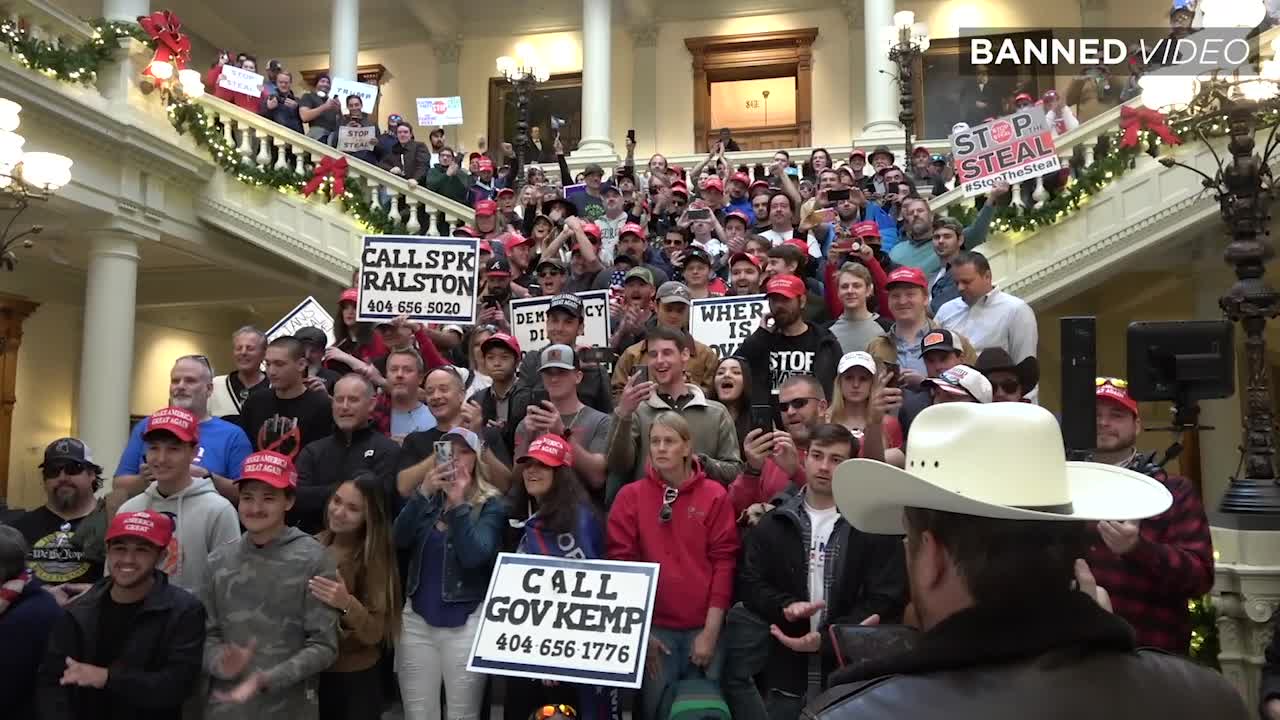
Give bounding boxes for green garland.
[166,99,400,234]
[1189,595,1220,669]
[0,17,145,84]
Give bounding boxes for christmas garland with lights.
[166,100,399,234]
[1189,595,1220,669]
[0,17,145,84]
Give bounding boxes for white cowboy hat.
[834,402,1173,534]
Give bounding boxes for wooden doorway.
[0,294,37,502]
[685,28,818,153]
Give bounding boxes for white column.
[77,231,139,489]
[575,0,615,158]
[329,0,360,82]
[862,0,901,138]
[103,0,148,22]
[434,38,462,146]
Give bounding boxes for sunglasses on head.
[1096,377,1128,389]
[779,396,818,412]
[535,706,577,720]
[659,485,679,523]
[43,461,88,479]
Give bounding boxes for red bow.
[1119,106,1182,149]
[137,11,191,70]
[302,156,349,199]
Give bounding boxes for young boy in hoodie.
[117,406,240,592]
[201,451,339,720]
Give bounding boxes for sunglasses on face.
[659,485,679,523]
[43,461,88,479]
[1096,377,1127,389]
[535,706,577,720]
[779,397,819,412]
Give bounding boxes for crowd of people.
[0,3,1273,719]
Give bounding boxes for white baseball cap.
[837,351,877,376]
[923,365,993,404]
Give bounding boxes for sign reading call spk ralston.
[951,106,1061,198]
[357,235,481,324]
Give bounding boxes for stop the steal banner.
[952,107,1060,197]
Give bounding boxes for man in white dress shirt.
[935,250,1037,364]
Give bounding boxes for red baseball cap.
[518,433,574,467]
[885,266,927,290]
[1096,378,1138,417]
[477,157,495,172]
[701,176,724,193]
[784,238,809,255]
[849,148,866,159]
[474,199,497,216]
[670,183,689,198]
[749,180,770,195]
[729,251,761,269]
[453,225,480,238]
[237,450,298,490]
[620,222,646,239]
[1015,92,1034,104]
[339,287,358,304]
[505,232,533,250]
[765,274,806,299]
[729,172,750,187]
[723,210,750,227]
[851,220,881,240]
[582,223,602,242]
[481,332,522,357]
[497,187,515,197]
[912,146,931,157]
[106,510,174,548]
[144,406,199,444]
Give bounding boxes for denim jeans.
[642,626,725,720]
[721,604,772,720]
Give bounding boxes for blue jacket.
[394,490,506,604]
[517,504,605,559]
[0,576,61,716]
[726,197,757,225]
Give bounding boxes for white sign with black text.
[509,290,611,353]
[216,65,264,97]
[357,235,481,324]
[266,297,335,346]
[467,553,660,689]
[416,96,464,126]
[332,78,378,113]
[337,125,378,153]
[690,294,767,360]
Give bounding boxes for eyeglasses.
[535,706,577,720]
[659,486,679,523]
[992,378,1022,395]
[43,461,88,479]
[1095,377,1128,389]
[779,397,819,412]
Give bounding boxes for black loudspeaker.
[1060,316,1097,458]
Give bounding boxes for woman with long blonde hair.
[392,427,505,720]
[827,351,905,467]
[310,471,402,720]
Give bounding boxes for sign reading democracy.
[337,126,377,153]
[266,297,335,346]
[417,96,464,126]
[217,65,264,97]
[690,294,767,359]
[357,236,480,324]
[951,106,1060,197]
[467,554,660,689]
[509,290,611,352]
[332,78,378,113]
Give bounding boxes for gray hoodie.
[117,476,240,593]
[200,526,339,720]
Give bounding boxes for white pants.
[397,604,485,720]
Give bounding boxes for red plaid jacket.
[1085,463,1214,654]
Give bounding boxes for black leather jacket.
[805,592,1249,720]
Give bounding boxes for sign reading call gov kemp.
[951,106,1060,197]
[357,235,481,324]
[467,554,660,689]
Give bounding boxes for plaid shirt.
[1085,461,1214,654]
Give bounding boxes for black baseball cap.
[547,294,583,318]
[486,258,512,277]
[920,328,961,356]
[40,437,102,474]
[294,327,327,348]
[683,246,712,267]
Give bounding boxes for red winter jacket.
[824,252,892,321]
[207,65,263,113]
[728,456,806,520]
[606,462,739,630]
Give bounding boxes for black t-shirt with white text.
[10,507,103,586]
[737,324,839,402]
[240,389,335,451]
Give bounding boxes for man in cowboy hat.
[805,402,1245,720]
[1084,378,1213,655]
[974,348,1039,402]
